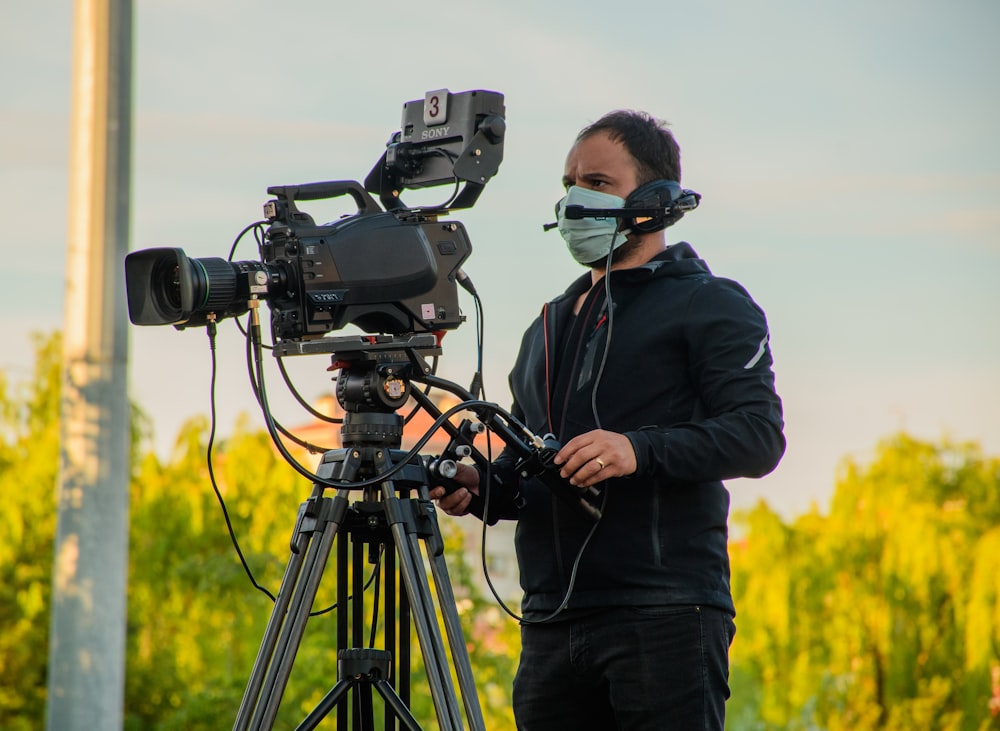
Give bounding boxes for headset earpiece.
[623,180,695,233]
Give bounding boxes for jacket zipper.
[549,289,603,586]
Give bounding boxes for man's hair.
[577,110,682,185]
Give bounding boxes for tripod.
[233,345,486,730]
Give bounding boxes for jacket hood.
[556,241,712,303]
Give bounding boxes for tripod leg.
[234,506,310,731]
[234,489,349,731]
[293,677,354,731]
[418,485,487,731]
[379,479,464,731]
[372,678,423,731]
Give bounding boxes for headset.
[558,179,702,234]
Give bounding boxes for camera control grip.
[426,457,485,515]
[517,435,603,522]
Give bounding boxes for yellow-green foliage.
[0,334,62,730]
[729,434,1000,731]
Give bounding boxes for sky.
[3,0,998,520]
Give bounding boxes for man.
[430,110,785,730]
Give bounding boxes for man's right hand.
[428,462,481,516]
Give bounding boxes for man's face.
[562,129,649,267]
[562,130,640,199]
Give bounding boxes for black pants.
[512,605,735,731]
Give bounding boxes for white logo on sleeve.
[744,333,769,369]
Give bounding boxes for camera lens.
[150,257,182,316]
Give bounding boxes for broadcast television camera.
[124,89,505,341]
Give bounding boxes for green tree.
[729,434,1000,731]
[0,334,62,730]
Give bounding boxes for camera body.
[260,182,472,340]
[124,90,504,342]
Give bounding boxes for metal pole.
[46,0,133,729]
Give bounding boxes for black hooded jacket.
[480,242,785,617]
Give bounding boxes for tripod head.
[318,334,440,450]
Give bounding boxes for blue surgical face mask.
[556,186,629,265]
